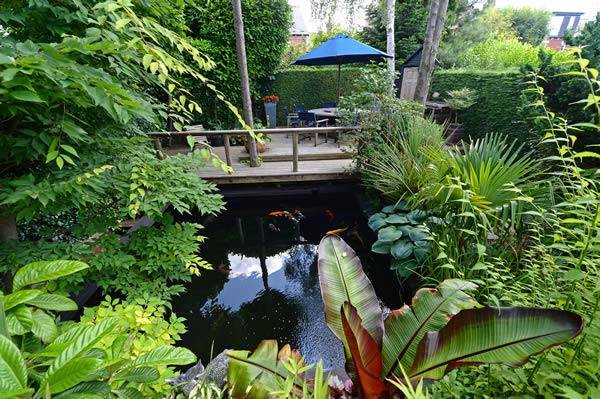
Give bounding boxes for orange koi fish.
[326,227,348,236]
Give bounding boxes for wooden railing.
[147,126,358,173]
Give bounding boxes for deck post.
[292,131,299,172]
[223,134,232,166]
[153,138,165,160]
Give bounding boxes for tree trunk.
[414,0,449,104]
[0,210,17,242]
[232,0,258,167]
[386,0,396,96]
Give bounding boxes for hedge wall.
[270,67,363,122]
[431,69,529,141]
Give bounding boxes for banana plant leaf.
[382,279,478,377]
[407,307,584,381]
[341,302,388,399]
[227,340,305,398]
[318,236,383,350]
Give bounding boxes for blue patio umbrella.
[294,34,391,98]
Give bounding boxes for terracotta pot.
[245,141,268,153]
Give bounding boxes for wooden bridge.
[148,126,359,184]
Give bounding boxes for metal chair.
[283,106,300,128]
[297,112,329,146]
[294,104,306,113]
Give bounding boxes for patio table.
[308,107,339,119]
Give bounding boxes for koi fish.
[269,210,298,222]
[326,227,348,236]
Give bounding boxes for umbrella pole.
[337,64,341,100]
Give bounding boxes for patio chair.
[297,112,329,146]
[283,106,300,128]
[320,102,337,108]
[294,104,306,113]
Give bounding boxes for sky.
[290,0,600,34]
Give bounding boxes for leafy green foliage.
[357,111,445,202]
[368,202,432,277]
[500,7,551,46]
[431,69,529,141]
[460,37,540,70]
[271,67,364,121]
[567,12,600,68]
[184,0,292,127]
[316,236,582,396]
[360,0,428,63]
[227,340,328,399]
[0,260,196,398]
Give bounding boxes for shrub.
[184,0,292,127]
[460,37,540,69]
[431,69,530,142]
[270,67,364,122]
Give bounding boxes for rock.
[181,350,230,396]
[167,360,204,393]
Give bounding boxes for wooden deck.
[197,134,357,184]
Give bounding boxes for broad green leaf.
[227,340,303,398]
[390,241,413,259]
[10,90,43,102]
[382,280,478,377]
[26,293,78,311]
[6,306,32,335]
[55,381,110,398]
[385,214,409,224]
[45,318,118,380]
[114,366,159,382]
[43,357,103,394]
[114,387,145,399]
[3,289,42,310]
[371,241,391,254]
[318,236,383,351]
[0,53,15,65]
[377,226,403,243]
[62,121,87,141]
[31,309,58,343]
[0,334,27,390]
[408,307,583,380]
[341,303,388,399]
[367,213,387,231]
[13,260,89,290]
[125,345,195,368]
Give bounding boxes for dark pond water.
[172,189,408,368]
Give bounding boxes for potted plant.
[262,95,279,128]
[244,121,270,153]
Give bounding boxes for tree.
[500,7,551,46]
[360,0,429,63]
[415,0,450,103]
[184,0,292,127]
[386,0,396,95]
[0,0,233,298]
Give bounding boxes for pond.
[172,187,409,368]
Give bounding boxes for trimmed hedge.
[270,67,363,122]
[431,69,529,141]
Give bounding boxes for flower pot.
[264,102,277,128]
[245,141,268,153]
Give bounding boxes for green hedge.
[431,69,529,141]
[270,67,363,123]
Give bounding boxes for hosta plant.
[368,202,432,277]
[0,260,196,398]
[319,235,582,398]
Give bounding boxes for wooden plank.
[148,126,358,137]
[239,152,352,162]
[223,134,232,166]
[292,131,298,172]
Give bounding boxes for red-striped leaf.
[408,307,584,381]
[341,302,388,399]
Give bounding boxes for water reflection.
[172,193,403,369]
